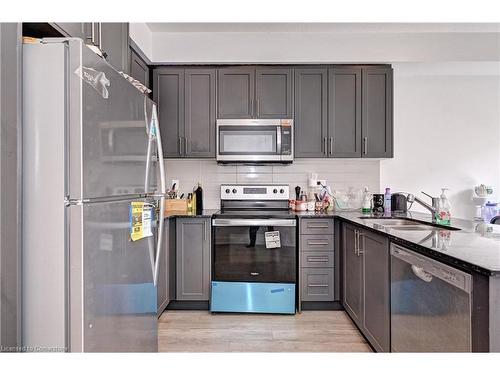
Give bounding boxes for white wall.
[149,30,499,64]
[380,62,500,219]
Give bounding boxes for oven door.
[217,125,281,162]
[212,218,296,283]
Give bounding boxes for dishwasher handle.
[390,244,472,293]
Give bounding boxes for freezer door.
[64,39,158,199]
[69,199,158,352]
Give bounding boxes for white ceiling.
[145,22,500,33]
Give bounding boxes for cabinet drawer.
[300,219,334,235]
[301,251,334,268]
[301,268,334,301]
[300,234,334,252]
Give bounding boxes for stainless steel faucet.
[407,191,440,222]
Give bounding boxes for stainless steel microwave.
[216,119,293,163]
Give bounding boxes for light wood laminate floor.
[158,310,372,352]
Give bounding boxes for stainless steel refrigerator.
[22,38,165,352]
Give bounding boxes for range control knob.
[273,188,278,194]
[280,188,285,194]
[225,189,230,194]
[232,189,237,194]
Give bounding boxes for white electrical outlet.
[171,180,179,190]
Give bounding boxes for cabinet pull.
[354,229,358,254]
[307,223,329,228]
[323,137,327,155]
[307,257,329,262]
[257,99,260,117]
[308,284,329,288]
[250,99,254,117]
[178,137,182,156]
[184,137,188,156]
[308,241,329,246]
[329,137,333,155]
[363,136,368,155]
[357,232,365,256]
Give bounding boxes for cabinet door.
[217,67,255,118]
[362,67,393,158]
[176,218,211,301]
[328,67,362,157]
[52,23,88,39]
[184,68,216,158]
[294,68,328,157]
[361,230,390,352]
[99,23,130,73]
[129,49,149,88]
[301,268,334,301]
[153,68,184,157]
[255,67,293,118]
[342,223,363,325]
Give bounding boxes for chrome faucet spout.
[413,195,440,222]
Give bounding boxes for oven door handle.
[212,218,296,227]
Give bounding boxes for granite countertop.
[163,207,500,276]
[332,210,500,276]
[164,209,219,219]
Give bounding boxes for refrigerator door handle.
[151,104,166,286]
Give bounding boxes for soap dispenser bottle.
[362,186,371,214]
[437,188,451,225]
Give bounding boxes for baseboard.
[301,301,343,311]
[166,300,209,310]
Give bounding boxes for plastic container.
[384,188,392,214]
[482,201,498,223]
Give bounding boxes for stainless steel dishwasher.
[390,244,472,352]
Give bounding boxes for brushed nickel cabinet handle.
[308,241,329,246]
[357,232,365,256]
[323,137,327,155]
[307,257,329,262]
[330,137,333,155]
[184,137,188,156]
[178,137,182,156]
[308,284,329,288]
[363,136,368,155]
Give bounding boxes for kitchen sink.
[358,217,461,231]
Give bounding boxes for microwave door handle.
[276,126,282,154]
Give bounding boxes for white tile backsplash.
[164,159,380,209]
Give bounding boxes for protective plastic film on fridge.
[22,38,165,352]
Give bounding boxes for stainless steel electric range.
[210,184,297,314]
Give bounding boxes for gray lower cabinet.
[299,218,335,304]
[342,222,390,352]
[99,23,130,74]
[154,67,216,158]
[362,67,393,158]
[294,68,328,157]
[328,67,362,157]
[176,218,211,301]
[255,67,293,118]
[129,48,149,88]
[217,67,255,118]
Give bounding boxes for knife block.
[164,199,188,213]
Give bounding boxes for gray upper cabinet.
[184,69,216,157]
[362,67,393,158]
[99,23,130,74]
[255,67,293,118]
[52,23,89,40]
[129,49,149,88]
[361,229,390,352]
[294,68,328,157]
[342,223,363,325]
[217,67,255,118]
[328,67,362,157]
[154,67,216,158]
[154,68,184,157]
[176,218,211,301]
